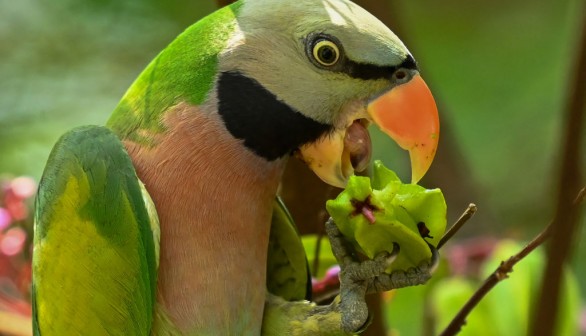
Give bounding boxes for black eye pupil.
[319,46,336,63]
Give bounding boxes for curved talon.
[354,312,373,334]
[384,242,400,268]
[427,243,440,273]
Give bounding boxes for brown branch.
[440,187,585,336]
[531,12,586,336]
[312,227,325,276]
[439,226,551,336]
[437,203,477,250]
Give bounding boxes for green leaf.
[371,160,401,190]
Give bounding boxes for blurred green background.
[0,0,584,332]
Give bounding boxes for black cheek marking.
[217,71,332,161]
[417,222,433,239]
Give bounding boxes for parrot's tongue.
[343,120,371,173]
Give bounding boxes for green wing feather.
[266,197,311,301]
[32,126,159,335]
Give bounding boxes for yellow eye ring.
[312,40,340,66]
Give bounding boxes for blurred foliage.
[302,234,336,279]
[0,0,216,177]
[0,0,585,334]
[304,234,582,334]
[384,240,580,335]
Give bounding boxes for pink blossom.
[0,207,11,230]
[10,177,37,199]
[4,189,27,221]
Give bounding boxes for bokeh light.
[0,227,27,256]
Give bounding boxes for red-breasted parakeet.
[32,0,440,335]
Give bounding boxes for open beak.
[298,73,439,187]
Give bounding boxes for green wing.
[32,126,160,335]
[266,197,311,301]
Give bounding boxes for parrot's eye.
[312,39,340,66]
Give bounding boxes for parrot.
[32,0,440,335]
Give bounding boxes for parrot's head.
[215,0,439,187]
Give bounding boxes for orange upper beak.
[367,74,439,183]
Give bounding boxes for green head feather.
[107,2,243,144]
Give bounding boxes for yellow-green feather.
[262,294,351,336]
[33,126,159,335]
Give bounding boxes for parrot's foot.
[325,218,439,333]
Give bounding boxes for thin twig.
[531,12,586,336]
[312,228,325,276]
[437,203,477,249]
[440,187,585,336]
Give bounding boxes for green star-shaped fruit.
[326,160,447,273]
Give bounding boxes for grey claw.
[365,243,440,294]
[427,243,440,273]
[324,218,440,333]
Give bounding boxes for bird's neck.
[123,103,286,334]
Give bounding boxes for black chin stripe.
[217,71,332,161]
[343,54,418,81]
